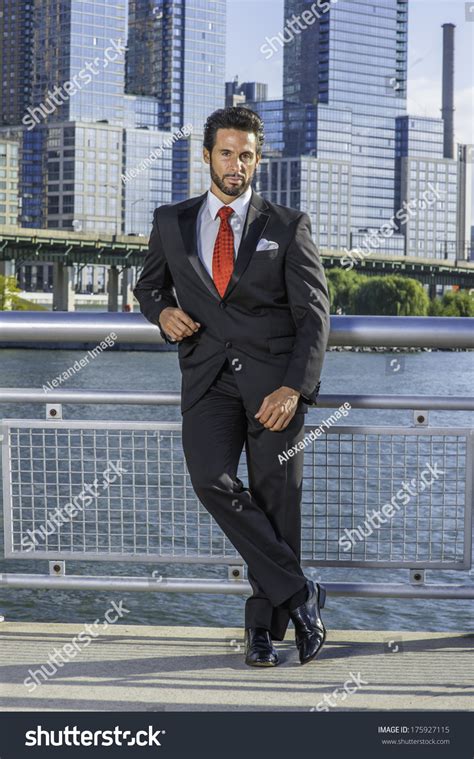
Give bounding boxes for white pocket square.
[256,238,279,251]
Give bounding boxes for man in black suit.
[133,107,330,666]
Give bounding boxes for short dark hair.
[203,106,265,157]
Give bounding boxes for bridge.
[0,225,473,310]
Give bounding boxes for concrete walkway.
[0,623,472,711]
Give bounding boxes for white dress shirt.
[196,186,252,278]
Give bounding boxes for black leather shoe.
[244,627,279,667]
[289,580,326,665]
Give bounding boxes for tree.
[427,297,444,316]
[0,274,18,311]
[0,274,47,311]
[429,290,474,317]
[352,275,429,316]
[325,268,367,314]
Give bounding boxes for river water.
[0,347,472,633]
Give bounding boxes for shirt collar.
[206,185,252,221]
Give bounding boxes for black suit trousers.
[181,358,308,641]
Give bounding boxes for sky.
[226,0,474,215]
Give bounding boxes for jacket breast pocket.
[267,335,295,354]
[252,251,279,263]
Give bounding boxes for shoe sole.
[245,659,279,667]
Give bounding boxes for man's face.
[204,128,260,199]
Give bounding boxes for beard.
[209,162,253,198]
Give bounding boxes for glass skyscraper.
[396,115,459,259]
[0,0,180,234]
[127,0,226,200]
[0,0,35,127]
[244,99,318,159]
[31,0,128,126]
[257,155,351,251]
[245,100,287,157]
[2,0,227,235]
[123,125,173,235]
[127,0,225,131]
[283,0,408,235]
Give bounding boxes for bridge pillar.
[108,265,119,311]
[121,267,134,311]
[52,263,76,311]
[0,259,16,279]
[92,266,102,293]
[428,282,437,300]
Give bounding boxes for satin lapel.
[223,192,270,299]
[176,194,221,300]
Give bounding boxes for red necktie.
[212,206,235,297]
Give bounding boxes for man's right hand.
[158,307,201,342]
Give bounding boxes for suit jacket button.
[219,301,227,309]
[225,341,232,348]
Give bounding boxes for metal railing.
[0,313,473,601]
[1,311,474,348]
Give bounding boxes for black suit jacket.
[133,190,330,415]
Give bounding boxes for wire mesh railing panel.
[2,421,239,562]
[301,427,472,568]
[2,420,472,569]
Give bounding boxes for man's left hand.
[255,386,301,431]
